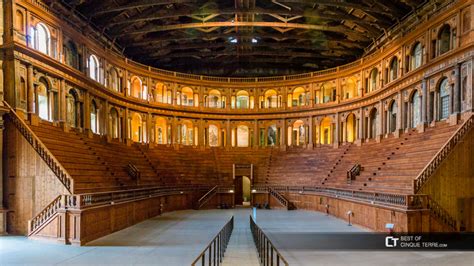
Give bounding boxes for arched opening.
[131,113,142,142]
[35,23,50,55]
[411,42,422,70]
[208,124,219,147]
[369,108,378,138]
[439,78,450,120]
[411,91,421,128]
[439,25,451,55]
[88,55,99,81]
[208,90,222,108]
[179,120,195,145]
[264,89,279,108]
[66,89,79,128]
[155,117,167,144]
[181,87,195,106]
[267,125,277,146]
[131,76,142,99]
[19,77,26,102]
[321,82,334,103]
[108,68,120,92]
[320,117,332,144]
[15,10,24,33]
[343,77,357,100]
[389,57,398,82]
[389,101,398,133]
[369,68,378,92]
[64,41,79,70]
[290,87,306,107]
[37,78,49,121]
[292,120,305,146]
[346,113,356,142]
[236,90,249,109]
[237,125,249,147]
[109,108,119,139]
[155,83,165,103]
[90,100,99,134]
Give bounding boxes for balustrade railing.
[191,216,234,266]
[28,195,63,235]
[413,114,474,193]
[250,215,289,266]
[252,185,408,207]
[4,101,73,192]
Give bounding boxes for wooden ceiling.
[50,0,425,77]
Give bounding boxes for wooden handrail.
[126,162,141,182]
[4,101,74,193]
[347,163,361,183]
[413,114,474,193]
[197,185,218,209]
[268,187,295,210]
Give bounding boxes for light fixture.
[251,189,257,193]
[229,189,234,193]
[251,38,258,43]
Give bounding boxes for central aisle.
[222,208,259,266]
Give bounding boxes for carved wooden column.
[27,64,34,113]
[308,116,313,149]
[280,118,286,150]
[253,119,258,148]
[334,113,339,148]
[358,107,364,142]
[421,79,428,125]
[453,63,461,115]
[59,78,66,123]
[225,119,231,149]
[0,115,7,235]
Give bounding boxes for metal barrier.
[250,216,289,266]
[191,216,234,266]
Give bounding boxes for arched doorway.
[109,108,120,139]
[237,125,249,147]
[155,117,167,144]
[131,113,142,142]
[369,108,378,138]
[411,91,421,128]
[388,101,397,133]
[320,117,332,144]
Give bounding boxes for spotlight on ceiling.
[252,38,258,43]
[229,37,238,44]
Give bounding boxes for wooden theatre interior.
[0,0,473,245]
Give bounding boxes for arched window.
[37,79,49,120]
[35,23,51,55]
[389,101,398,133]
[131,76,142,99]
[90,100,99,134]
[66,90,79,128]
[264,90,279,108]
[108,68,120,92]
[411,42,422,70]
[411,91,421,128]
[208,125,219,147]
[236,90,249,109]
[64,41,79,69]
[389,57,398,82]
[155,83,164,103]
[109,108,119,139]
[208,90,222,108]
[439,78,450,120]
[15,10,24,33]
[88,55,99,81]
[439,25,451,55]
[369,68,378,92]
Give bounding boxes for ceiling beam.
[113,21,370,41]
[90,0,197,17]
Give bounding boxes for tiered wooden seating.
[264,145,345,186]
[29,122,123,192]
